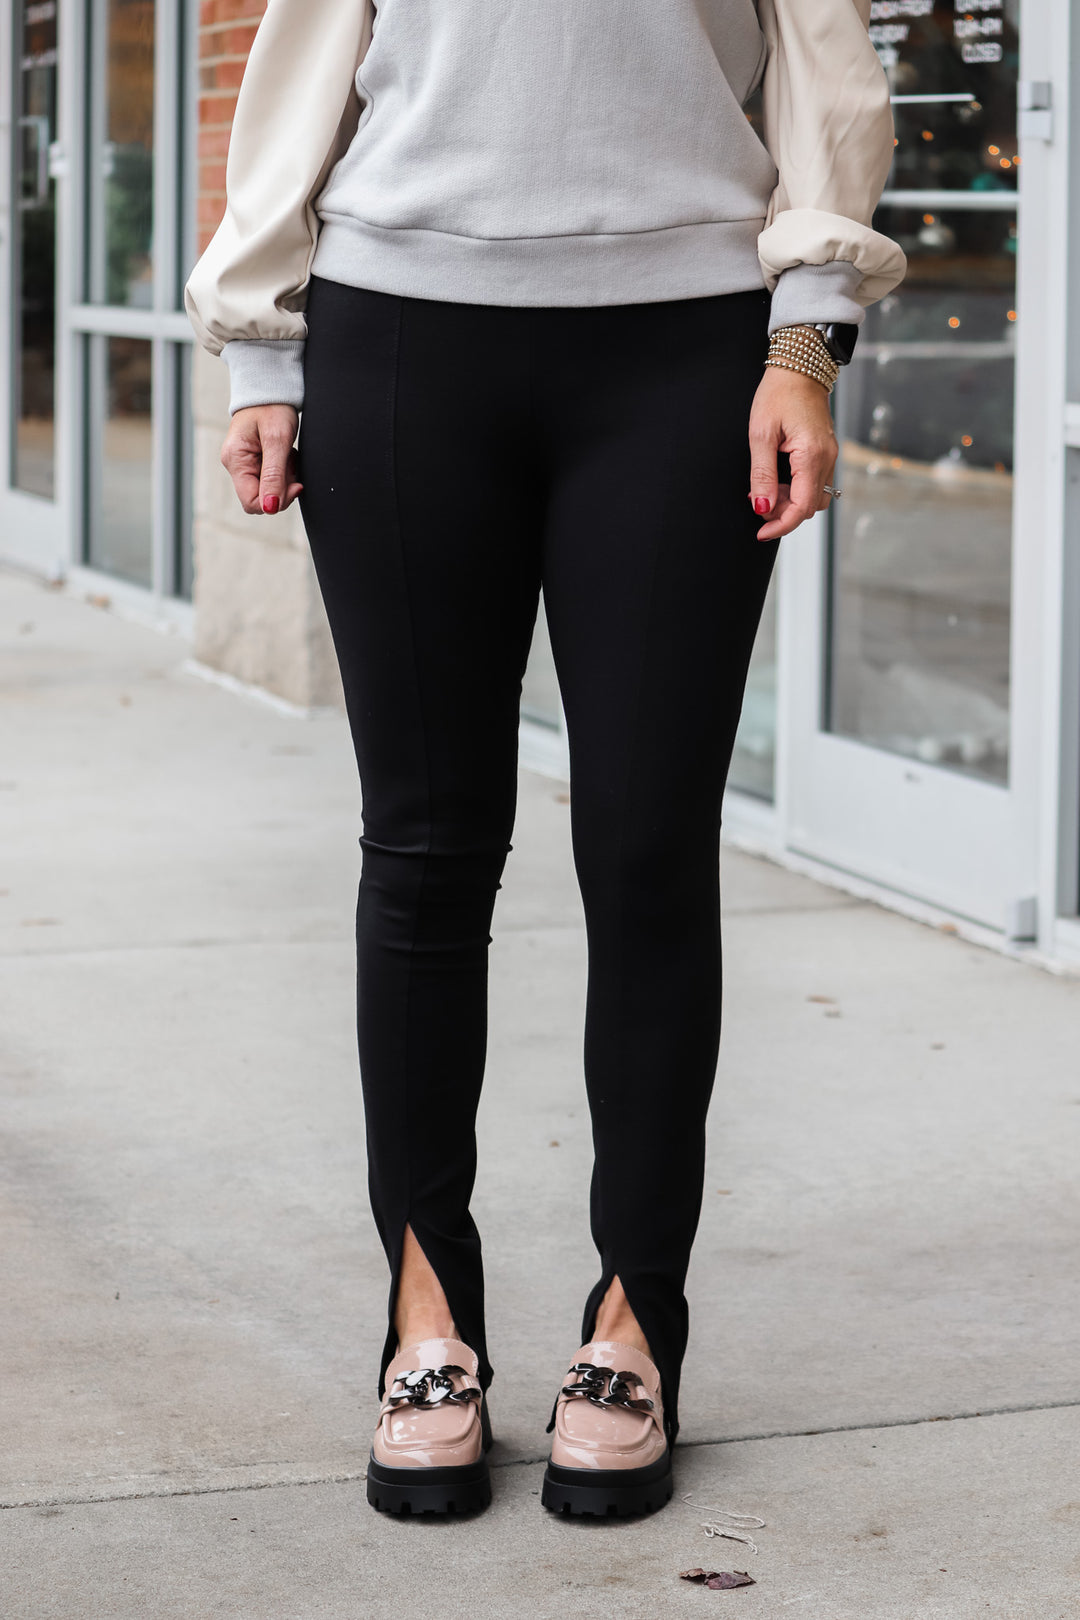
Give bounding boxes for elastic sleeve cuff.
[221,338,307,415]
[767,261,866,335]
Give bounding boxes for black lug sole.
[366,1452,491,1516]
[540,1450,673,1518]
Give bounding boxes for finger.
[756,486,820,541]
[222,448,264,515]
[790,442,830,516]
[257,425,296,515]
[230,468,263,515]
[767,494,820,540]
[748,421,780,519]
[221,424,266,515]
[754,485,791,541]
[278,448,304,512]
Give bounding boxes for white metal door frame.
[761,0,1071,940]
[0,0,70,576]
[69,0,196,603]
[1043,0,1080,959]
[1,0,197,601]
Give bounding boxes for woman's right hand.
[220,404,304,516]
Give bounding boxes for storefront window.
[86,335,154,585]
[828,1,1018,785]
[12,0,59,498]
[77,0,195,598]
[87,0,155,308]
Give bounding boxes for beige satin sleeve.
[183,0,374,356]
[755,0,907,306]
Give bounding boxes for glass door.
[0,0,67,572]
[833,4,1018,789]
[83,0,156,587]
[785,0,1041,930]
[2,0,196,596]
[72,0,196,601]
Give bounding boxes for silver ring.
[823,484,842,499]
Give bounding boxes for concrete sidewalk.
[2,565,1078,1619]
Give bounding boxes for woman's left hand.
[747,365,839,541]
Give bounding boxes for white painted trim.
[65,565,195,638]
[878,188,1019,211]
[0,0,71,574]
[1,0,197,595]
[152,0,181,317]
[720,822,1079,978]
[1023,0,1078,953]
[67,305,194,342]
[1051,916,1080,970]
[0,490,66,575]
[779,3,1059,938]
[0,7,15,525]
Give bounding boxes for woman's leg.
[535,289,780,1446]
[297,279,547,1401]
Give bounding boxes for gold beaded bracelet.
[765,325,840,394]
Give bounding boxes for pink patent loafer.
[366,1336,492,1515]
[541,1339,673,1517]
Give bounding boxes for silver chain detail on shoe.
[386,1364,482,1410]
[558,1362,655,1413]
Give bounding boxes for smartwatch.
[812,322,860,366]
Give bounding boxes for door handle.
[1017,81,1053,144]
[18,114,51,206]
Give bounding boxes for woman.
[185,0,905,1521]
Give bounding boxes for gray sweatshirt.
[184,0,905,414]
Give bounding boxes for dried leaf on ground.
[679,1569,756,1589]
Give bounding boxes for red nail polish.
[754,497,772,515]
[262,495,280,515]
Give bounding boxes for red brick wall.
[197,0,266,253]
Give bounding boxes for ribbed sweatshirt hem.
[310,213,770,307]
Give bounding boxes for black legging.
[297,275,781,1445]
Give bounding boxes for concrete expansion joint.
[1,1470,369,1514]
[676,1393,1080,1449]
[6,1396,1079,1515]
[0,934,346,961]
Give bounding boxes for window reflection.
[88,0,155,307]
[13,0,59,498]
[879,0,1019,194]
[829,1,1017,786]
[87,336,154,586]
